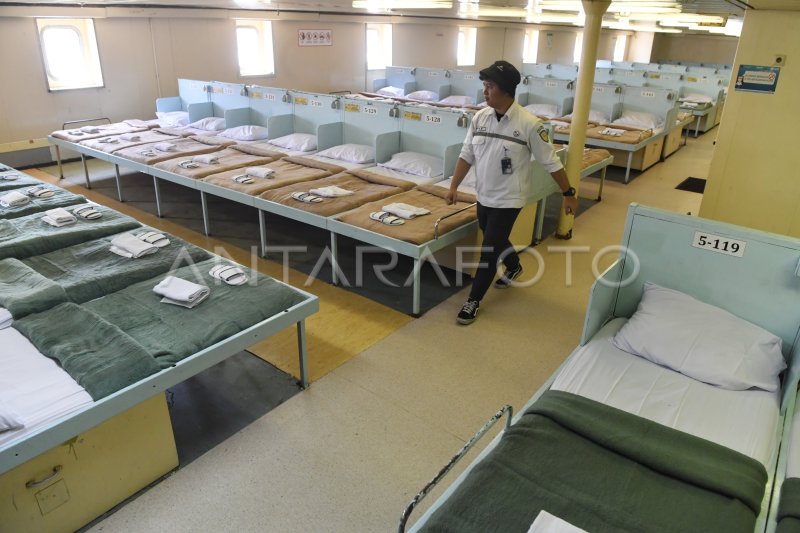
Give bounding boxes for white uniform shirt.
[459,101,563,209]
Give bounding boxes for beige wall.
[651,33,738,64]
[628,31,654,63]
[393,23,457,68]
[537,29,579,64]
[699,10,799,236]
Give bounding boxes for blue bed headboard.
[413,67,451,98]
[156,78,211,114]
[373,66,417,95]
[659,63,688,74]
[339,97,401,147]
[448,69,484,104]
[620,86,678,125]
[589,83,623,119]
[586,204,800,358]
[548,64,580,80]
[681,76,726,103]
[611,61,635,70]
[247,86,294,128]
[289,91,343,140]
[594,67,615,84]
[521,63,552,78]
[522,77,575,115]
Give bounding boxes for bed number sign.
[641,91,656,98]
[546,81,558,88]
[691,231,746,258]
[363,106,378,115]
[424,114,442,124]
[311,100,323,108]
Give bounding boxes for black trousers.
[469,202,522,302]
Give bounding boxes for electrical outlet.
[774,55,787,67]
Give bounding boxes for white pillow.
[269,133,317,152]
[406,90,439,102]
[219,125,270,141]
[562,109,611,124]
[611,281,786,392]
[187,117,227,131]
[0,400,24,433]
[438,95,475,107]
[379,151,443,178]
[377,86,404,97]
[155,111,189,127]
[525,104,559,119]
[316,143,375,164]
[612,110,661,130]
[681,92,714,104]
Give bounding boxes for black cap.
[479,60,522,97]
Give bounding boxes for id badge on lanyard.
[501,147,512,175]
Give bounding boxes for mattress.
[368,165,443,186]
[303,154,373,170]
[551,318,780,467]
[433,177,476,196]
[0,328,92,447]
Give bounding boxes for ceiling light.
[624,12,724,24]
[352,0,452,8]
[602,20,682,33]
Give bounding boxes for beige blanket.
[201,158,339,196]
[152,147,278,179]
[79,130,180,154]
[231,143,287,159]
[552,116,598,135]
[51,123,148,143]
[585,124,653,144]
[113,136,234,165]
[259,168,415,217]
[553,145,612,171]
[335,185,477,245]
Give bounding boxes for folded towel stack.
[154,142,177,152]
[0,191,30,208]
[42,208,77,228]
[120,133,141,142]
[109,232,159,258]
[153,276,210,308]
[600,127,625,136]
[246,167,275,179]
[81,126,100,133]
[0,307,12,329]
[309,186,354,198]
[193,153,219,164]
[382,202,431,220]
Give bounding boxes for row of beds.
[0,162,318,475]
[401,204,800,533]
[47,105,613,315]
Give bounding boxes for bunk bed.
[402,204,800,533]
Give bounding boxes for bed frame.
[412,67,451,99]
[404,204,800,532]
[520,76,575,116]
[373,66,417,95]
[447,69,484,105]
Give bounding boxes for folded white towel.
[245,167,275,179]
[120,133,141,141]
[382,202,431,220]
[42,215,76,227]
[80,126,100,133]
[0,191,30,208]
[153,276,210,308]
[109,232,159,259]
[193,153,219,164]
[154,142,177,152]
[527,510,588,533]
[309,186,354,198]
[0,307,12,329]
[599,127,626,136]
[45,208,77,225]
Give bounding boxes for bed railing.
[398,404,513,532]
[434,202,477,239]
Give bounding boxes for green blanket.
[85,258,308,367]
[14,302,160,400]
[0,188,86,219]
[23,228,212,303]
[420,390,767,533]
[0,206,141,260]
[778,478,800,533]
[0,175,43,192]
[0,258,67,318]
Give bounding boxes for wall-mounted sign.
[298,29,332,47]
[734,65,780,94]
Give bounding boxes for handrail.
[434,202,477,239]
[61,117,112,129]
[398,404,514,532]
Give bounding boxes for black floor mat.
[676,177,706,193]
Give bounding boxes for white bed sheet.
[0,328,92,447]
[265,145,318,157]
[433,177,476,196]
[367,165,443,186]
[303,154,373,170]
[551,318,780,467]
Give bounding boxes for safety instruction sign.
[734,65,780,94]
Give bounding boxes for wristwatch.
[562,186,577,197]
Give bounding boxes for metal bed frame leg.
[624,152,633,184]
[152,175,163,218]
[258,210,267,257]
[114,164,124,202]
[200,191,210,236]
[55,145,64,180]
[533,197,547,245]
[597,166,607,201]
[330,232,339,285]
[412,258,422,316]
[296,319,309,389]
[80,154,91,189]
[694,116,701,137]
